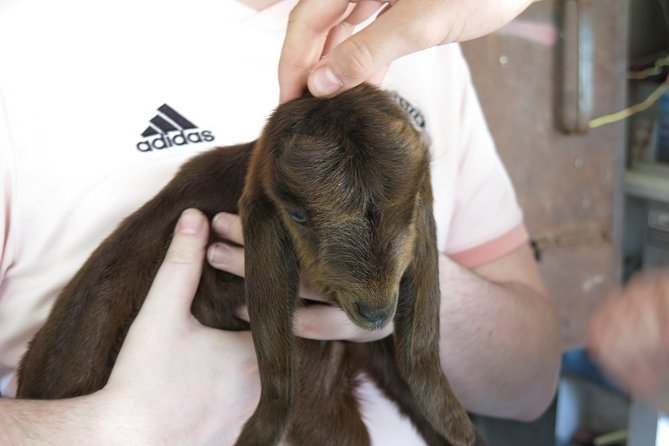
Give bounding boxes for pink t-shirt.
[0,0,527,443]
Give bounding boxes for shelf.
[625,162,669,204]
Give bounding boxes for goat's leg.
[286,339,371,446]
[361,340,488,446]
[392,189,476,446]
[235,197,299,446]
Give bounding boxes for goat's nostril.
[355,302,393,326]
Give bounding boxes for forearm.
[0,393,139,445]
[438,255,561,421]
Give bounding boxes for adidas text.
[136,130,215,152]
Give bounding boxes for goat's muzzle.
[355,302,394,328]
[337,291,398,331]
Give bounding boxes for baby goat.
[18,85,482,446]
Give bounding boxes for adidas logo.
[136,104,215,152]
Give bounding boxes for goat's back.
[18,143,253,398]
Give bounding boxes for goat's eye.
[288,209,307,224]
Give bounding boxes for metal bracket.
[562,0,594,134]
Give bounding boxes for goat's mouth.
[340,299,396,331]
[317,285,396,331]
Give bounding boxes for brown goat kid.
[18,85,483,446]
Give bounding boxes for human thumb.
[307,2,431,96]
[132,208,209,326]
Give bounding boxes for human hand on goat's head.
[279,0,538,102]
[208,211,394,343]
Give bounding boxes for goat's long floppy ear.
[235,188,299,446]
[393,176,477,446]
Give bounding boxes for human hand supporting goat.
[208,211,394,343]
[1,210,261,446]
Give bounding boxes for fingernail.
[212,213,229,234]
[176,209,203,234]
[208,244,229,265]
[310,66,342,96]
[235,305,250,321]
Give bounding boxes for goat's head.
[243,85,431,331]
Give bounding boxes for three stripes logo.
[136,104,215,152]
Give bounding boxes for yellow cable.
[592,429,628,446]
[628,55,669,80]
[585,53,669,129]
[589,76,669,129]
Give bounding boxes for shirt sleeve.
[442,53,528,268]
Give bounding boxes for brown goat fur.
[18,85,483,446]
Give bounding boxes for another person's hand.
[588,271,669,414]
[101,209,260,445]
[207,212,394,342]
[279,0,537,102]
